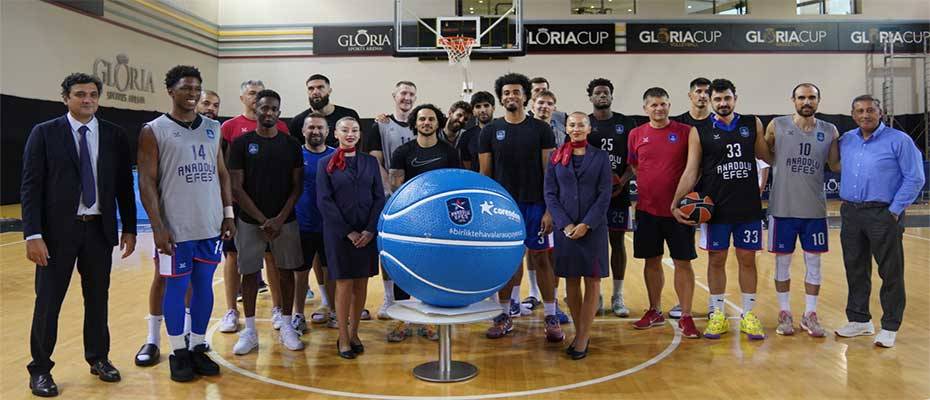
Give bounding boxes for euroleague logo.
[446,197,473,225]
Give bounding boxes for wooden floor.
[1,224,928,399]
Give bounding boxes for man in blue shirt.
[834,95,925,348]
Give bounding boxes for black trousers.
[27,219,113,376]
[840,202,906,331]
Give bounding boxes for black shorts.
[633,210,697,261]
[299,231,327,272]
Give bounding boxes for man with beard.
[587,78,637,318]
[288,74,360,146]
[228,90,305,354]
[461,91,495,171]
[757,83,839,338]
[671,78,768,341]
[196,90,220,120]
[673,77,712,128]
[479,73,557,340]
[365,81,417,321]
[439,101,472,152]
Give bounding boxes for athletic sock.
[383,281,395,303]
[188,333,205,350]
[527,270,541,299]
[805,294,818,315]
[245,316,257,331]
[777,291,790,312]
[710,294,725,314]
[318,283,329,307]
[613,279,623,297]
[741,293,756,313]
[183,307,192,336]
[146,314,163,346]
[511,286,521,303]
[168,335,187,353]
[543,302,556,316]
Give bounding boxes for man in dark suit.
[21,72,137,397]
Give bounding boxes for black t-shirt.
[451,125,481,171]
[390,139,461,180]
[227,131,303,224]
[288,105,361,147]
[478,117,556,203]
[588,112,638,206]
[672,111,710,129]
[697,113,762,224]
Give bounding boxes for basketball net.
[439,36,476,102]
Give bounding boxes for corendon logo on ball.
[446,197,473,225]
[479,200,520,222]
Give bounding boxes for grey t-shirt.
[768,115,837,219]
[365,115,414,170]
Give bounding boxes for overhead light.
[627,8,632,12]
[478,0,483,2]
[688,5,692,8]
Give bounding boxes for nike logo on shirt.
[410,157,442,167]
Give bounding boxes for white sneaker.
[291,314,308,334]
[519,302,532,316]
[611,295,630,318]
[377,302,393,320]
[219,309,240,333]
[874,329,897,348]
[279,326,304,351]
[271,306,283,330]
[233,328,259,355]
[834,321,875,338]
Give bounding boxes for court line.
[0,239,25,247]
[903,232,930,242]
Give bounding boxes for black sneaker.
[190,344,220,376]
[169,349,195,382]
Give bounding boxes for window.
[686,0,749,15]
[571,0,636,15]
[796,0,859,15]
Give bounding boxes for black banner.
[625,24,729,52]
[525,24,615,53]
[838,23,930,52]
[314,25,395,56]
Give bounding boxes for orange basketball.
[678,192,714,224]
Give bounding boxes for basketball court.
[1,0,929,399]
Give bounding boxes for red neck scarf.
[550,140,588,166]
[326,146,356,173]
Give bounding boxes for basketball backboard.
[393,0,524,59]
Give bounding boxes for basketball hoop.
[438,36,476,66]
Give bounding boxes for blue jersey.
[296,146,335,232]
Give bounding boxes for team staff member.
[22,73,137,396]
[834,95,925,348]
[288,74,360,146]
[544,112,612,358]
[317,117,386,359]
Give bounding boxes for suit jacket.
[315,153,386,239]
[21,114,136,247]
[543,145,612,231]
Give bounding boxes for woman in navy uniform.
[316,117,385,359]
[543,112,612,360]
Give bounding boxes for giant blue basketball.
[377,169,525,307]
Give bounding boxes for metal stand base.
[413,361,478,382]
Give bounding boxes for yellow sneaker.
[703,309,729,339]
[740,311,766,340]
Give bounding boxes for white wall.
[0,0,218,112]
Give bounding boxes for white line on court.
[903,232,930,242]
[0,239,25,247]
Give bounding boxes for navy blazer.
[315,153,386,238]
[20,114,136,246]
[543,145,612,230]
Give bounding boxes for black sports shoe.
[190,344,220,376]
[169,349,195,382]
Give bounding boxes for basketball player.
[196,90,220,120]
[288,74,360,146]
[386,104,460,342]
[628,88,700,338]
[757,83,839,337]
[669,77,712,319]
[461,91,496,171]
[137,65,235,381]
[529,77,567,128]
[439,100,472,152]
[135,89,223,366]
[293,113,336,334]
[365,80,417,320]
[671,79,768,340]
[479,73,556,339]
[228,89,305,354]
[218,80,290,334]
[587,78,636,318]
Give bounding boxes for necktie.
[78,126,96,208]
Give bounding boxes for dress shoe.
[568,340,589,360]
[349,339,365,354]
[29,374,58,397]
[89,360,121,382]
[337,340,356,359]
[134,343,160,367]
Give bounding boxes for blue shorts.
[518,202,550,251]
[767,216,828,254]
[608,206,634,232]
[154,236,223,277]
[699,221,763,251]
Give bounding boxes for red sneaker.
[678,316,700,338]
[632,309,665,330]
[544,315,565,342]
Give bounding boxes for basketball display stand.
[385,300,503,383]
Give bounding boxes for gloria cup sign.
[525,24,614,53]
[315,25,394,55]
[626,24,729,52]
[92,53,154,104]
